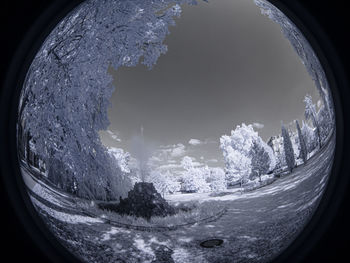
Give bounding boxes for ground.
[21,134,335,263]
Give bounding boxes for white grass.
[91,201,225,228]
[31,196,103,225]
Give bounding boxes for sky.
[100,0,320,170]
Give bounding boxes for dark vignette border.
[1,1,84,262]
[0,0,349,262]
[266,1,348,262]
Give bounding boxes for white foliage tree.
[317,104,333,144]
[18,0,199,200]
[250,141,271,181]
[207,167,227,192]
[281,124,295,172]
[301,120,318,155]
[148,170,181,197]
[107,147,131,173]
[304,94,321,148]
[268,135,286,169]
[180,156,210,193]
[296,120,307,164]
[290,131,301,161]
[220,123,276,186]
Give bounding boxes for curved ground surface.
[22,134,335,263]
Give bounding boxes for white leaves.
[148,170,181,195]
[107,147,130,173]
[220,123,276,184]
[304,94,317,121]
[170,143,186,157]
[281,124,295,171]
[19,0,197,200]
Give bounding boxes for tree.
[180,156,210,193]
[317,104,333,144]
[301,120,317,154]
[268,135,286,169]
[250,141,270,182]
[163,171,181,194]
[296,120,307,164]
[207,167,227,192]
[304,94,321,148]
[18,0,199,200]
[220,123,276,186]
[107,147,131,173]
[148,170,180,197]
[281,124,295,172]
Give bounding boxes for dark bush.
[99,182,176,220]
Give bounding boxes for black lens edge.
[1,1,349,263]
[266,1,349,263]
[1,1,84,262]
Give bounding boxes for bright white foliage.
[180,156,211,193]
[220,124,276,185]
[148,170,181,196]
[207,167,227,192]
[296,120,307,164]
[290,131,301,160]
[317,105,333,143]
[281,124,295,171]
[18,0,200,200]
[107,147,130,173]
[301,120,317,154]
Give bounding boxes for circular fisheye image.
[17,0,335,262]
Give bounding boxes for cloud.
[151,143,187,165]
[204,138,218,144]
[157,163,183,171]
[170,143,186,157]
[188,139,202,146]
[107,130,121,142]
[181,156,203,168]
[252,122,264,129]
[149,156,162,162]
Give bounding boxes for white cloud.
[171,143,186,157]
[159,143,186,157]
[149,143,187,168]
[252,123,264,129]
[157,163,183,170]
[205,138,218,144]
[181,156,202,167]
[107,129,121,142]
[188,139,202,146]
[149,155,162,162]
